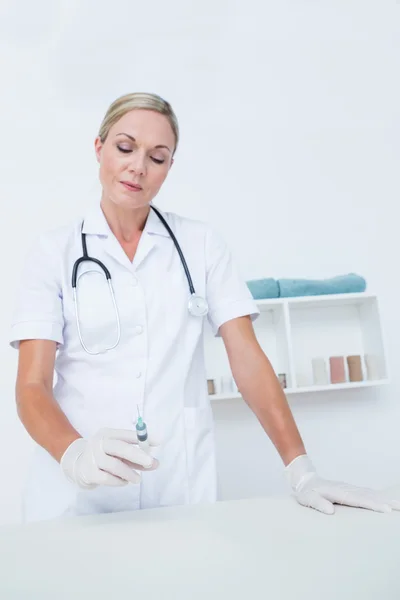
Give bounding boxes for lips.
[121,181,142,191]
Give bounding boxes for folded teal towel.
[278,274,366,297]
[247,274,366,299]
[246,278,280,300]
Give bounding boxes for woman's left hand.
[286,455,400,515]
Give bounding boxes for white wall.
[1,0,399,525]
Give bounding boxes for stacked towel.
[246,278,279,300]
[246,273,366,300]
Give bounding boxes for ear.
[169,157,174,170]
[94,136,103,163]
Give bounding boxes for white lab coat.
[10,204,259,522]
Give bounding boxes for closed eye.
[117,146,164,164]
[117,146,131,154]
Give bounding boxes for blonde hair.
[98,92,179,155]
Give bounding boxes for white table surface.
[1,495,399,599]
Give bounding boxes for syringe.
[136,406,150,452]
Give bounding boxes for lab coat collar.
[81,203,170,238]
[81,202,170,271]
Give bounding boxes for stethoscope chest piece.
[188,294,209,317]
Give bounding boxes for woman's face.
[95,109,175,210]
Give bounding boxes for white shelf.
[209,379,390,402]
[204,292,389,399]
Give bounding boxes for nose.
[128,151,146,176]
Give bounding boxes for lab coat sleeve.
[205,226,260,336]
[9,233,64,349]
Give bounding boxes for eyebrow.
[116,132,171,153]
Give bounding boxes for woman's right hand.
[60,428,159,489]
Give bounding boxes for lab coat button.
[135,371,142,379]
[134,325,143,335]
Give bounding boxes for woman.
[10,92,399,522]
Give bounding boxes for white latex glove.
[60,428,158,489]
[286,454,400,515]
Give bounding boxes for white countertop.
[1,495,399,599]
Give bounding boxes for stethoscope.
[72,205,209,355]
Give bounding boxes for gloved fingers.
[120,457,159,472]
[344,494,392,513]
[96,471,130,487]
[102,438,155,469]
[378,486,400,511]
[98,455,141,484]
[296,490,335,515]
[318,485,392,513]
[97,428,139,443]
[338,494,391,513]
[147,444,161,458]
[387,499,400,511]
[146,433,162,448]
